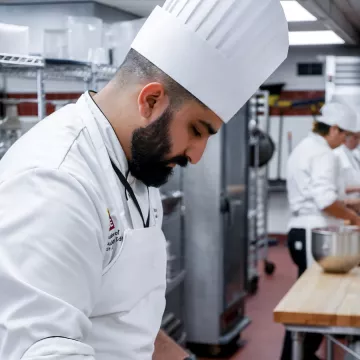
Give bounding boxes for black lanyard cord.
[110,160,150,228]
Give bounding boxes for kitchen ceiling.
[335,0,360,32]
[298,0,360,44]
[95,0,163,17]
[2,0,358,44]
[97,0,360,43]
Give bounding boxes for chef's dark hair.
[313,120,345,136]
[312,121,330,136]
[116,49,203,108]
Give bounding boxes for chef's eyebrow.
[199,120,217,135]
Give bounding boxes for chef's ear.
[138,82,169,121]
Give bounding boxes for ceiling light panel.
[281,1,317,22]
[289,30,345,45]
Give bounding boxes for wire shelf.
[0,53,44,68]
[94,64,117,81]
[0,55,117,82]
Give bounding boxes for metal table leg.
[327,336,334,360]
[292,331,304,360]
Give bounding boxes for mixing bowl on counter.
[312,225,360,273]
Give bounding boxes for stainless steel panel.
[222,107,248,309]
[161,166,186,342]
[184,106,249,344]
[184,133,223,343]
[162,206,183,276]
[161,166,184,276]
[162,165,182,193]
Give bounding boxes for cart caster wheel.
[265,261,275,275]
[248,276,259,295]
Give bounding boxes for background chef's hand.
[350,216,360,227]
[346,186,360,195]
[153,330,189,360]
[344,199,360,214]
[344,198,360,207]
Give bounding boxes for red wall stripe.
[269,90,325,116]
[4,91,325,117]
[6,93,82,117]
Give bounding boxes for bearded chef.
[0,0,289,359]
[281,102,360,360]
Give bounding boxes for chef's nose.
[186,141,207,165]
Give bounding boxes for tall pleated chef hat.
[320,102,358,133]
[131,0,289,123]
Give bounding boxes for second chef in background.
[280,102,360,360]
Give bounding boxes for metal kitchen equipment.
[312,226,360,273]
[160,166,188,346]
[325,56,360,105]
[0,53,118,123]
[183,104,250,357]
[0,100,22,158]
[247,91,275,295]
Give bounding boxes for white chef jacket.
[353,147,360,168]
[0,92,166,360]
[334,144,360,198]
[287,132,343,217]
[286,132,344,265]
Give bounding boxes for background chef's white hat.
[345,103,360,133]
[131,0,289,123]
[319,102,358,132]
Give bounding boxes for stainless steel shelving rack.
[0,52,117,121]
[247,90,275,295]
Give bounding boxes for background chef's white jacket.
[287,132,343,220]
[334,144,360,198]
[0,92,164,359]
[287,132,345,266]
[353,147,360,168]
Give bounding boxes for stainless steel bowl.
[312,226,360,273]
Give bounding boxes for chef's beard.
[128,107,188,188]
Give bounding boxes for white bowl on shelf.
[111,18,146,66]
[0,23,29,55]
[67,16,103,62]
[43,29,68,59]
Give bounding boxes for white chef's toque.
[131,0,289,123]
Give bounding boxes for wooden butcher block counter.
[274,264,360,328]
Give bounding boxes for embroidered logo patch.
[107,209,115,231]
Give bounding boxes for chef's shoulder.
[0,104,107,225]
[0,104,108,250]
[333,145,351,168]
[0,104,94,181]
[289,135,326,165]
[333,145,345,158]
[296,135,333,159]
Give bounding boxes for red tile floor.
[200,243,346,360]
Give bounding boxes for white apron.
[79,104,167,359]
